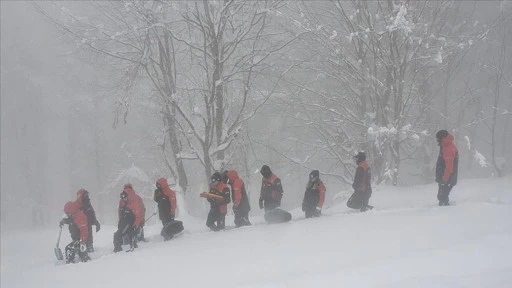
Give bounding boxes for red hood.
[157,178,174,197]
[226,170,239,182]
[64,201,80,215]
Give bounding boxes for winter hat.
[309,170,319,180]
[436,130,448,141]
[260,165,272,178]
[210,172,222,183]
[354,151,366,162]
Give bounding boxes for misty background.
[1,0,511,230]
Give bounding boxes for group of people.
[59,130,458,263]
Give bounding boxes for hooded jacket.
[226,170,250,212]
[119,184,144,228]
[154,178,177,221]
[64,201,88,242]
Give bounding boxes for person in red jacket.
[113,184,143,252]
[201,172,230,231]
[223,170,251,227]
[76,189,100,252]
[302,170,326,218]
[435,130,459,206]
[60,201,90,263]
[154,178,179,240]
[347,152,373,212]
[259,165,283,211]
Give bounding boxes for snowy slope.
[2,177,512,288]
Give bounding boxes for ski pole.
[144,212,157,223]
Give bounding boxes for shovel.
[54,226,64,261]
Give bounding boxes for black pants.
[437,184,453,205]
[86,225,94,250]
[347,190,372,210]
[234,209,251,227]
[113,217,135,251]
[206,208,225,231]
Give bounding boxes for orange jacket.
[156,178,177,215]
[226,170,243,208]
[119,184,144,228]
[441,134,458,183]
[64,201,88,242]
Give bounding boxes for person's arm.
[317,182,326,209]
[259,181,264,209]
[232,180,242,209]
[352,167,363,191]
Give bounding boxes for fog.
[1,1,511,230]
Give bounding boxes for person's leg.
[234,211,243,227]
[87,224,94,252]
[217,213,226,230]
[206,208,218,231]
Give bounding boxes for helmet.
[210,172,222,184]
[353,151,366,163]
[309,170,319,181]
[260,165,272,178]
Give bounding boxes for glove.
[79,242,87,253]
[59,220,65,228]
[95,222,101,232]
[259,198,264,210]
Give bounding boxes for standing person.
[200,172,230,231]
[347,152,373,212]
[76,189,100,252]
[223,170,251,227]
[154,178,183,240]
[302,170,326,218]
[259,165,283,212]
[435,130,459,206]
[59,201,90,263]
[113,184,143,252]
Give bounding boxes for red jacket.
[64,201,88,242]
[226,170,243,208]
[119,184,144,228]
[157,178,177,215]
[436,133,459,184]
[208,181,231,215]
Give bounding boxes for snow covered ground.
[2,177,512,288]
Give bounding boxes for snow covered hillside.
[2,177,511,288]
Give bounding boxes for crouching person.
[60,201,90,263]
[113,184,143,252]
